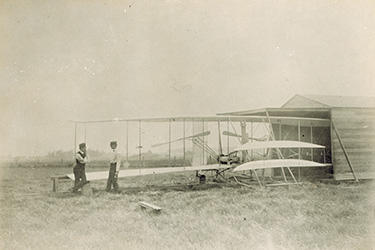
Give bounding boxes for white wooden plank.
[139,202,161,211]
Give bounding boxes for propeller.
[222,131,242,138]
[151,131,211,147]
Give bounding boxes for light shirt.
[111,149,121,172]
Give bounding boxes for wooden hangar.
[218,94,375,181]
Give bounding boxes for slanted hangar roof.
[217,94,375,120]
[217,107,330,119]
[75,94,375,126]
[282,94,375,108]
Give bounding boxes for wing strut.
[265,110,298,184]
[218,121,223,155]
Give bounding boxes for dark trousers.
[106,163,119,191]
[73,166,87,192]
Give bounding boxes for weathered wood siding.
[331,108,375,180]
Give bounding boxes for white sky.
[1,0,375,156]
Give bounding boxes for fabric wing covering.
[233,159,328,172]
[234,140,325,151]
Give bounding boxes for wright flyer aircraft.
[54,94,375,191]
[51,104,350,191]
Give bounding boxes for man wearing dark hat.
[72,142,89,193]
[106,141,121,192]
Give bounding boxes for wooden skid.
[265,182,302,187]
[66,164,231,181]
[233,176,255,188]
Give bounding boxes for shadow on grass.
[120,183,229,194]
[51,178,372,199]
[51,182,243,198]
[50,191,83,199]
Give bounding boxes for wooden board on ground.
[50,175,71,192]
[139,201,161,213]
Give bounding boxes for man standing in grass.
[73,142,89,193]
[106,141,121,192]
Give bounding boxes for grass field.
[0,165,374,250]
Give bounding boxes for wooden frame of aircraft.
[50,114,332,192]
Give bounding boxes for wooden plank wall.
[331,108,375,180]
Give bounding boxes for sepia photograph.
[1,0,374,249]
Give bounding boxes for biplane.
[51,114,332,192]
